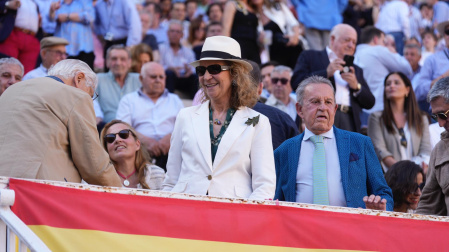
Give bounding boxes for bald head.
[329,24,357,59]
[140,62,166,99]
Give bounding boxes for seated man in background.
[274,75,393,211]
[0,59,121,187]
[159,20,197,99]
[265,65,297,121]
[116,62,183,170]
[248,60,300,150]
[22,36,69,80]
[0,57,23,96]
[95,45,141,126]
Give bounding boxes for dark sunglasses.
[398,128,407,148]
[445,29,449,36]
[431,109,449,121]
[411,182,425,194]
[104,129,134,144]
[196,64,230,76]
[271,78,289,85]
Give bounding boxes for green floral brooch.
[245,115,260,127]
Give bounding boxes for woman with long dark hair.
[385,160,425,213]
[368,72,430,172]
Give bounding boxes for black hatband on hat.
[200,50,241,60]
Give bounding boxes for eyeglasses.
[93,91,99,101]
[104,129,134,144]
[445,29,449,36]
[431,109,449,121]
[271,78,289,85]
[398,128,407,148]
[196,64,230,76]
[47,49,68,58]
[411,182,425,194]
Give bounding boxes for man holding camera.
[291,24,374,133]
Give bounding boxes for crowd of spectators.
[1,0,449,216]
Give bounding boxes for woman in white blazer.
[162,36,276,200]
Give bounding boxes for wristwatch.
[352,83,361,92]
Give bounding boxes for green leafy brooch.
[245,115,260,127]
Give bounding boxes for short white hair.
[48,59,98,89]
[0,57,24,76]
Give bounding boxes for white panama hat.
[190,36,253,70]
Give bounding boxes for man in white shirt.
[274,75,393,210]
[265,65,297,121]
[375,0,410,55]
[22,36,69,80]
[354,26,412,123]
[116,62,183,170]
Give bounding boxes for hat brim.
[190,57,253,70]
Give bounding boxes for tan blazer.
[368,111,431,164]
[162,101,276,200]
[0,77,121,186]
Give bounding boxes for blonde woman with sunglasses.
[100,120,165,189]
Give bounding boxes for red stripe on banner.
[9,178,449,251]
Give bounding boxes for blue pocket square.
[349,153,359,162]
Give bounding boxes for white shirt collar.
[303,127,334,141]
[326,46,339,61]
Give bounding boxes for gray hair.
[106,44,131,59]
[296,75,335,105]
[428,76,449,103]
[272,65,292,77]
[0,57,24,76]
[168,19,183,29]
[48,59,98,89]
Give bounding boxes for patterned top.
[209,107,236,163]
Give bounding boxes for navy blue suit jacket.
[291,50,375,132]
[274,127,393,210]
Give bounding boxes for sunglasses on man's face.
[196,64,230,76]
[398,128,407,148]
[271,78,289,85]
[104,129,134,144]
[431,109,449,121]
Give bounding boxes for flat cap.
[40,36,69,50]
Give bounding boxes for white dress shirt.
[326,47,350,106]
[15,0,39,32]
[296,127,347,206]
[116,89,184,140]
[265,95,297,120]
[375,0,410,38]
[22,65,48,81]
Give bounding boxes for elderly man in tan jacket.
[0,59,121,186]
[417,77,449,216]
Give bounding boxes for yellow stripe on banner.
[29,225,373,252]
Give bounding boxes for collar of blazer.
[192,101,251,171]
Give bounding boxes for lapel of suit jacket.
[286,134,303,202]
[320,50,336,86]
[212,107,249,170]
[192,101,213,171]
[334,127,350,197]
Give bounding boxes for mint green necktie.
[310,135,329,205]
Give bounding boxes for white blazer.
[162,101,276,200]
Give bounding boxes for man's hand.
[50,1,60,12]
[340,66,358,90]
[137,133,162,157]
[286,34,299,47]
[57,13,69,23]
[326,58,344,78]
[363,195,387,211]
[5,0,21,10]
[158,134,171,155]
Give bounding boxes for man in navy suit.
[291,24,374,133]
[274,75,393,211]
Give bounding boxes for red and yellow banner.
[9,178,449,251]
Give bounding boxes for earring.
[405,93,408,98]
